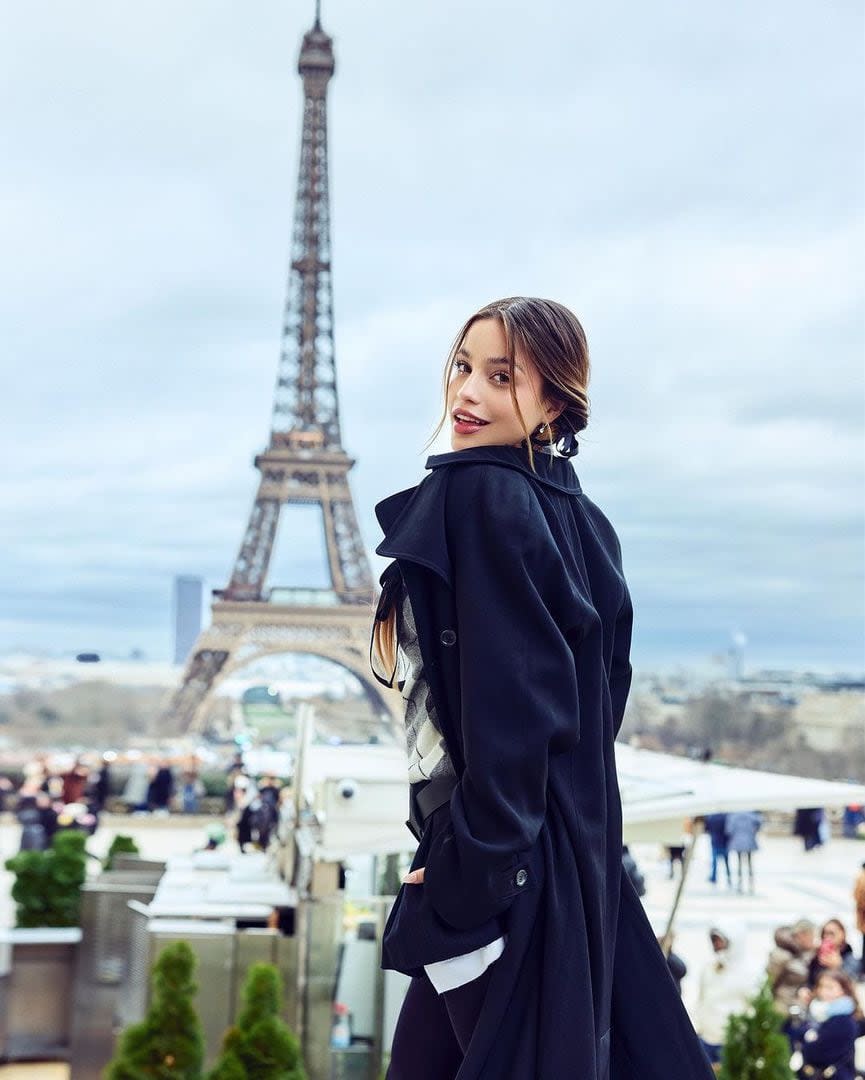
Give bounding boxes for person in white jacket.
[695,920,756,1065]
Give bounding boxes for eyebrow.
[456,346,523,372]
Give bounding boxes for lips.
[453,411,489,435]
[453,410,488,426]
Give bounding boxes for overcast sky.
[2,0,863,676]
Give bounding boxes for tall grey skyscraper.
[173,575,203,665]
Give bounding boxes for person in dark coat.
[369,297,713,1079]
[703,811,732,887]
[147,759,174,814]
[92,754,112,812]
[14,777,59,851]
[785,970,862,1080]
[658,933,688,995]
[794,806,825,851]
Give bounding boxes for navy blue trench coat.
[371,444,713,1079]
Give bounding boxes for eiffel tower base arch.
[160,600,402,738]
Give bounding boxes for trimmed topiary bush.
[103,834,140,871]
[103,940,204,1079]
[719,978,795,1080]
[207,963,306,1080]
[4,830,88,927]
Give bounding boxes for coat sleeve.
[609,587,633,738]
[422,464,582,930]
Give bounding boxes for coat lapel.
[373,473,453,588]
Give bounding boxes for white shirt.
[424,933,507,994]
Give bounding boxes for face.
[822,922,844,947]
[710,933,728,953]
[793,928,815,951]
[816,977,844,1002]
[447,317,557,451]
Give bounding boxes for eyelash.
[452,358,510,385]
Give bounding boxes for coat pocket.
[380,804,505,978]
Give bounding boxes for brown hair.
[814,970,863,1018]
[370,296,591,687]
[370,563,400,688]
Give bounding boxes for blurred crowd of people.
[0,751,117,849]
[663,806,857,896]
[223,752,297,854]
[0,750,299,855]
[636,808,865,1077]
[680,870,865,1078]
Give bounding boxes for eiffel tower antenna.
[161,13,396,736]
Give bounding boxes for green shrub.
[207,963,306,1080]
[104,834,140,870]
[4,830,88,927]
[200,772,230,798]
[103,940,204,1079]
[719,978,795,1080]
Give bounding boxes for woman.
[808,918,860,986]
[786,970,864,1080]
[369,297,713,1079]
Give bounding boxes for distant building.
[173,575,202,665]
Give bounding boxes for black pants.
[387,964,494,1079]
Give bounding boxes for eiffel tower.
[162,6,396,735]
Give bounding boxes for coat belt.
[406,773,458,842]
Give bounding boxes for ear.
[544,394,567,425]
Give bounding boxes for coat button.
[439,628,457,646]
[515,869,528,887]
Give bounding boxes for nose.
[454,367,483,404]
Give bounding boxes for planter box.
[0,927,82,1061]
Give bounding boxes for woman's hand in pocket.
[402,866,425,884]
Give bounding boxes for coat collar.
[373,444,581,588]
[425,443,582,495]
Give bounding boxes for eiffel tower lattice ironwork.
[162,11,396,735]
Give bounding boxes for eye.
[452,358,469,374]
[491,371,510,385]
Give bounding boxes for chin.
[450,433,486,451]
[450,424,500,450]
